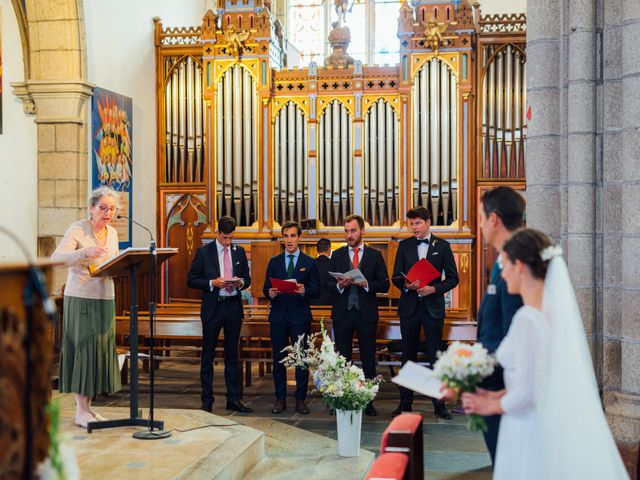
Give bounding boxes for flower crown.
[540,245,563,261]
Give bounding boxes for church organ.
[153,0,527,321]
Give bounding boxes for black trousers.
[478,367,505,464]
[270,320,310,401]
[334,308,377,380]
[399,300,445,407]
[200,299,242,404]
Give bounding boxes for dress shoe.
[200,402,213,413]
[434,404,452,420]
[226,400,253,413]
[271,399,287,414]
[295,400,310,414]
[391,403,412,417]
[364,402,378,416]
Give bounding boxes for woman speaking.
[52,186,121,428]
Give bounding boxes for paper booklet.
[402,258,441,288]
[328,268,366,283]
[391,360,444,399]
[270,277,298,294]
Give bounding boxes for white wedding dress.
[493,305,549,479]
[492,257,629,480]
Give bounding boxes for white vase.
[335,409,362,457]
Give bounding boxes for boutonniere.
[300,267,306,272]
[431,239,437,248]
[232,244,237,251]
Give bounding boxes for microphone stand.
[116,216,170,440]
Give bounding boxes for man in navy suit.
[187,216,253,414]
[311,238,333,306]
[263,221,320,414]
[473,187,524,462]
[326,215,390,416]
[392,206,459,419]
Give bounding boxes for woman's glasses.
[97,204,117,213]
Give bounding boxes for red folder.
[270,277,299,294]
[403,259,441,288]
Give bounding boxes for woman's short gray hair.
[89,186,119,208]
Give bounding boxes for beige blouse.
[52,219,119,300]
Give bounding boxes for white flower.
[540,245,563,261]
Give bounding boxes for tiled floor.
[92,359,493,479]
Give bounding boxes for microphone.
[0,226,57,323]
[117,215,156,254]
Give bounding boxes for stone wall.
[527,0,640,474]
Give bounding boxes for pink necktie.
[223,247,234,292]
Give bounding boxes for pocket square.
[300,267,306,272]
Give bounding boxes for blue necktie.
[490,261,500,283]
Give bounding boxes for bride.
[461,228,629,479]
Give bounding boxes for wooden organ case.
[154,0,527,322]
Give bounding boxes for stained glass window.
[287,0,402,67]
[288,0,329,65]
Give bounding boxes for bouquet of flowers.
[433,341,496,432]
[281,324,382,412]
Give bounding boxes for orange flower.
[456,348,473,358]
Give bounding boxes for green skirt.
[59,296,122,397]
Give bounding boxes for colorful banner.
[91,87,133,248]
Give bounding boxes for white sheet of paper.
[328,268,366,283]
[391,361,444,399]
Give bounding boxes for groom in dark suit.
[187,215,253,414]
[327,215,390,416]
[263,221,320,415]
[392,206,459,419]
[475,187,525,462]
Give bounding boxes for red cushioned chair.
[365,452,410,480]
[380,413,424,480]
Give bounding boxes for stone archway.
[10,0,92,283]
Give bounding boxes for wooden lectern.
[0,262,54,479]
[88,247,177,433]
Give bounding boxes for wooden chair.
[365,453,410,480]
[380,413,424,480]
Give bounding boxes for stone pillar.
[11,0,93,291]
[606,0,640,474]
[527,0,640,474]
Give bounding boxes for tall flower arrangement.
[433,341,496,431]
[281,324,382,412]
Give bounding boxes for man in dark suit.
[311,238,333,306]
[187,215,253,414]
[468,186,524,462]
[263,221,320,414]
[392,206,459,419]
[326,215,390,416]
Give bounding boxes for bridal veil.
[538,256,629,479]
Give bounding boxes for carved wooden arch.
[163,193,208,300]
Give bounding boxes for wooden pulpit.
[0,262,55,479]
[88,247,177,434]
